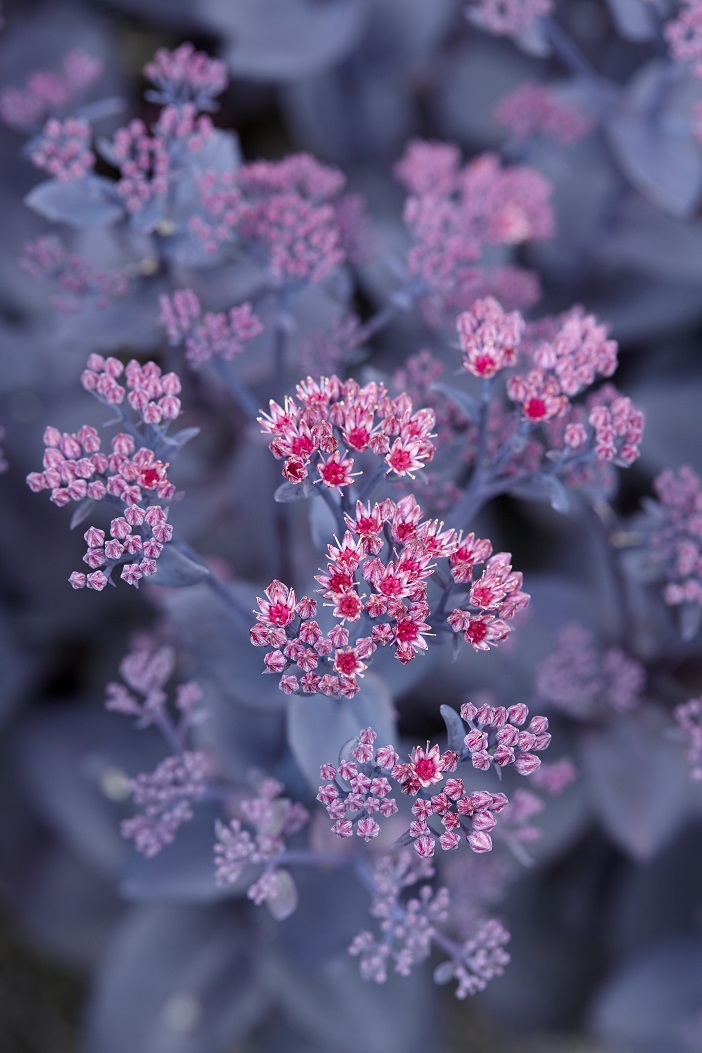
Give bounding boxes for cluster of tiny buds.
[121,750,214,857]
[143,43,228,110]
[21,235,128,312]
[459,702,551,775]
[26,425,174,505]
[160,288,263,365]
[30,116,94,182]
[0,49,104,132]
[214,777,309,914]
[81,354,181,424]
[649,466,702,616]
[493,82,594,145]
[68,504,173,590]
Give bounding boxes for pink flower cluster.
[664,1,702,142]
[30,116,94,182]
[665,1,702,77]
[105,639,202,726]
[349,850,510,997]
[349,851,449,981]
[317,727,512,858]
[26,425,174,508]
[251,500,527,695]
[674,697,702,780]
[159,288,263,364]
[188,171,243,252]
[395,142,552,323]
[191,154,348,282]
[21,236,128,313]
[26,397,177,590]
[81,354,182,425]
[214,777,309,900]
[459,701,551,775]
[458,296,524,379]
[260,375,436,489]
[494,82,594,144]
[469,0,553,36]
[649,466,702,614]
[508,310,618,423]
[122,750,214,857]
[68,504,174,590]
[584,386,645,466]
[0,49,103,132]
[108,104,212,215]
[144,43,228,110]
[536,623,645,720]
[446,534,529,652]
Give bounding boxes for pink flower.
[256,580,297,628]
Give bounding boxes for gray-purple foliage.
[2,1,702,1051]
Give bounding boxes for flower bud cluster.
[349,850,448,982]
[21,236,128,313]
[160,288,263,364]
[144,43,228,110]
[494,82,594,144]
[0,49,103,132]
[81,354,182,424]
[191,153,348,281]
[30,116,94,182]
[214,777,309,895]
[648,466,702,622]
[106,104,213,216]
[536,623,645,720]
[459,701,551,775]
[458,296,524,379]
[121,750,214,857]
[26,355,187,591]
[395,142,552,325]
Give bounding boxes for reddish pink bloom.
[317,450,357,489]
[255,580,297,628]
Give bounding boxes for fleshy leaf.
[430,382,478,421]
[87,904,269,1053]
[274,480,319,502]
[204,0,369,81]
[69,496,98,530]
[267,869,437,1053]
[16,707,163,878]
[440,704,466,755]
[590,938,702,1052]
[163,427,201,452]
[151,546,211,588]
[265,868,298,921]
[578,704,689,861]
[606,61,702,218]
[604,0,658,41]
[25,176,124,228]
